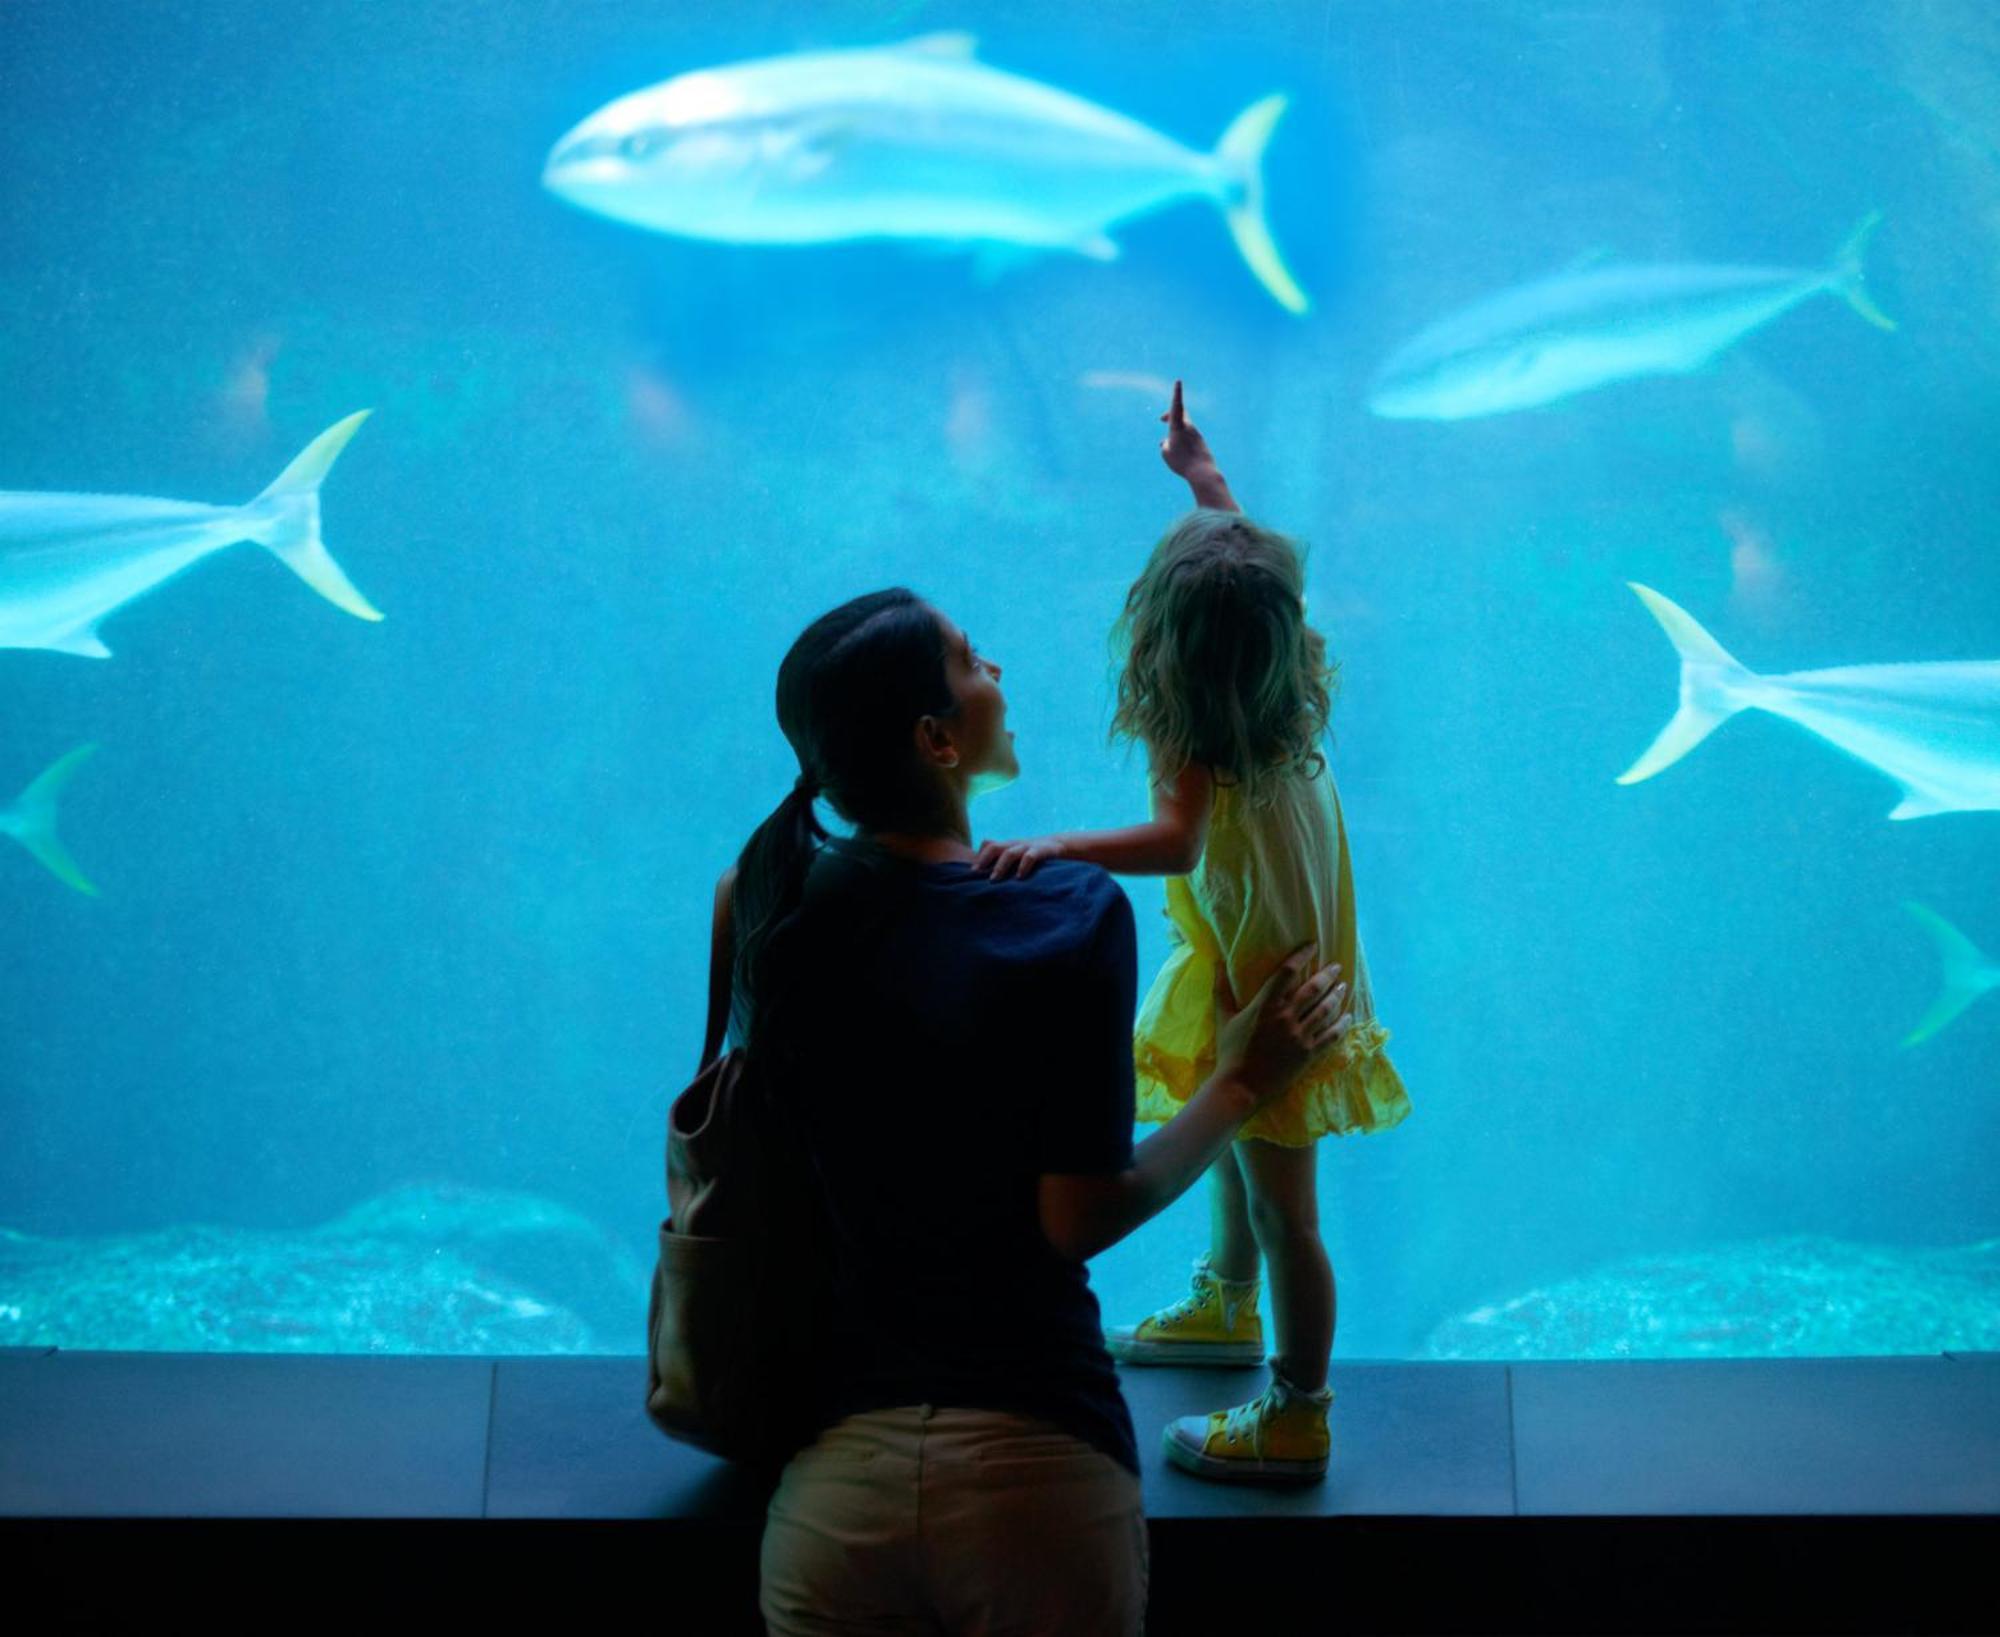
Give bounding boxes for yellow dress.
[1133,763,1410,1148]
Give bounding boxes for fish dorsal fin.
[892,32,977,59]
[48,625,112,660]
[1888,785,1953,821]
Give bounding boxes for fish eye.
[621,130,661,161]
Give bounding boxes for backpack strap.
[700,867,735,1072]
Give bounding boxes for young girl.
[973,380,1410,1484]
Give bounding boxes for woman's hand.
[1213,944,1351,1109]
[1159,379,1239,511]
[972,835,1069,881]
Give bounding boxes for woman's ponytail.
[729,774,826,1053]
[724,587,956,1056]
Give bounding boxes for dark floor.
[3,1347,1995,1633]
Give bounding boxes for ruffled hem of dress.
[1133,1019,1412,1147]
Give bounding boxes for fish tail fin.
[7,744,100,896]
[1214,94,1309,316]
[249,410,384,622]
[1900,901,1993,1046]
[1830,210,1896,332]
[1616,583,1758,785]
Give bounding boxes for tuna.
[1368,215,1893,420]
[0,413,381,659]
[543,33,1308,313]
[1618,582,2000,820]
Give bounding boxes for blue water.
[1,1,1995,1361]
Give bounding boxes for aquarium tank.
[2,0,1995,1366]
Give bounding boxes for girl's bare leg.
[1207,1145,1260,1284]
[1234,1137,1334,1394]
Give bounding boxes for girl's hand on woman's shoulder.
[972,835,1069,881]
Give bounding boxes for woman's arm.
[1039,942,1352,1263]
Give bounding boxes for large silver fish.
[0,412,381,658]
[1618,583,2000,820]
[0,744,97,894]
[542,32,1308,313]
[1368,215,1893,420]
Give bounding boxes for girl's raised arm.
[1160,379,1242,513]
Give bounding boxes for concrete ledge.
[3,1351,1994,1632]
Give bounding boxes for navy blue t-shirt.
[759,833,1141,1479]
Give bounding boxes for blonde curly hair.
[1109,508,1336,807]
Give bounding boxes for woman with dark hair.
[723,588,1351,1635]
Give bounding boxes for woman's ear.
[913,714,961,770]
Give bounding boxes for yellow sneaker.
[1162,1367,1333,1485]
[1104,1253,1264,1366]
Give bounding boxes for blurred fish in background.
[0,745,98,895]
[1719,506,1787,621]
[1367,214,1894,420]
[216,330,284,445]
[1900,903,1999,1045]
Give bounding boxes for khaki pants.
[760,1403,1149,1635]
